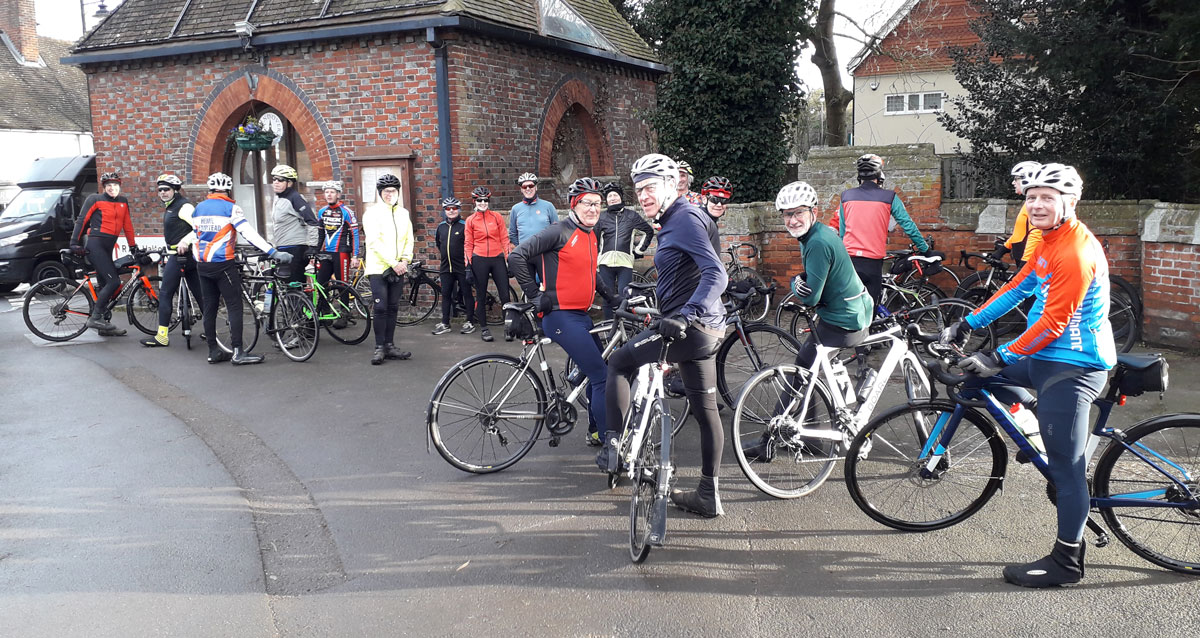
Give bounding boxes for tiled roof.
[0,37,90,132]
[73,0,658,63]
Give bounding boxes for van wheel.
[32,260,71,284]
[0,282,17,294]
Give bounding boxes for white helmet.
[1021,163,1083,198]
[630,153,679,183]
[1010,161,1041,179]
[207,172,233,191]
[516,172,538,185]
[322,180,343,193]
[775,181,818,211]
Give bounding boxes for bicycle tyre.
[1109,274,1143,317]
[1108,287,1140,354]
[844,399,1007,531]
[427,353,547,473]
[125,276,163,336]
[715,323,803,407]
[213,293,261,354]
[270,290,319,362]
[729,268,770,322]
[23,277,93,342]
[1092,415,1200,574]
[630,398,668,563]
[395,278,439,326]
[732,365,840,498]
[903,265,961,296]
[953,270,996,299]
[325,281,371,345]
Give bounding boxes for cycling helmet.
[471,186,491,200]
[270,164,298,181]
[156,174,183,188]
[100,171,121,185]
[1010,161,1041,179]
[322,180,343,193]
[516,172,538,186]
[678,160,694,177]
[1021,163,1083,198]
[602,182,624,198]
[567,177,602,209]
[775,181,819,211]
[856,153,885,181]
[207,172,234,192]
[441,197,462,209]
[376,173,402,192]
[630,153,679,183]
[701,176,733,199]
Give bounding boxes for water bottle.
[262,286,274,314]
[1009,403,1044,453]
[829,358,857,404]
[565,366,583,386]
[855,368,878,403]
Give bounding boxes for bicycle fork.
[649,395,673,547]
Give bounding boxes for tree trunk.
[809,0,853,147]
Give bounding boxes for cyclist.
[178,172,292,365]
[314,180,361,328]
[433,197,476,336]
[509,177,614,451]
[675,160,704,205]
[604,153,728,518]
[70,170,138,336]
[362,173,414,365]
[743,182,873,462]
[269,164,318,284]
[596,181,655,320]
[508,172,557,247]
[699,175,732,255]
[141,173,202,347]
[994,160,1043,266]
[464,186,511,343]
[940,163,1115,588]
[837,153,929,313]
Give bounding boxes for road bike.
[395,257,517,326]
[715,282,802,407]
[843,339,1200,575]
[639,242,771,322]
[23,247,161,342]
[300,253,371,345]
[210,250,320,362]
[140,251,204,349]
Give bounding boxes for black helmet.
[856,153,885,181]
[441,197,462,208]
[568,177,603,200]
[471,186,491,200]
[100,171,121,185]
[376,173,401,192]
[601,181,624,198]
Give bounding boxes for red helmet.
[701,176,732,199]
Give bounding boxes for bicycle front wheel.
[269,291,319,362]
[396,279,438,326]
[325,281,371,345]
[844,400,1007,531]
[630,398,669,563]
[125,275,163,336]
[732,365,841,499]
[1092,415,1200,574]
[23,278,92,341]
[716,323,802,407]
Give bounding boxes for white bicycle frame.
[616,360,671,480]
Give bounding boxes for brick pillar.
[0,0,38,63]
[1140,201,1200,348]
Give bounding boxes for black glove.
[960,351,1004,377]
[791,274,812,298]
[534,293,553,314]
[657,315,688,341]
[70,245,86,256]
[597,287,615,306]
[939,320,971,346]
[990,245,1009,261]
[273,250,294,264]
[464,266,476,285]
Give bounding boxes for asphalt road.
[1,288,1198,637]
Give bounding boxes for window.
[540,0,614,51]
[884,92,946,115]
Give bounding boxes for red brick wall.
[1142,242,1200,348]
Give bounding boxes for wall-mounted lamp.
[234,20,255,50]
[869,78,880,91]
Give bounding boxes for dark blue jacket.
[653,198,728,329]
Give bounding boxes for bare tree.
[807,0,853,147]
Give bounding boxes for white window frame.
[884,91,947,115]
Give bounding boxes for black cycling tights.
[606,327,723,477]
[198,262,244,351]
[157,253,203,327]
[368,273,403,347]
[85,234,120,308]
[471,256,509,326]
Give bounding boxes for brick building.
[64,0,664,252]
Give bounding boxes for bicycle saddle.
[503,301,535,313]
[908,253,944,263]
[1116,353,1164,370]
[626,281,657,293]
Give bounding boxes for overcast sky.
[37,0,907,90]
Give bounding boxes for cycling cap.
[775,181,818,211]
[207,173,234,191]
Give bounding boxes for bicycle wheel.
[731,365,841,499]
[270,290,319,362]
[22,278,93,341]
[630,398,668,563]
[394,278,438,326]
[884,280,943,316]
[1092,415,1200,574]
[125,276,162,336]
[644,266,658,282]
[715,323,802,407]
[1108,288,1140,354]
[930,297,997,352]
[729,268,770,322]
[325,281,371,345]
[904,266,961,297]
[213,294,260,354]
[844,400,1007,531]
[1110,274,1143,317]
[427,353,547,473]
[353,274,373,310]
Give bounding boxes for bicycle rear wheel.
[325,281,371,345]
[715,323,802,407]
[213,294,261,354]
[270,290,319,362]
[732,365,841,499]
[844,400,1007,531]
[1092,415,1200,574]
[395,278,438,326]
[125,275,162,336]
[428,353,546,473]
[729,268,770,322]
[23,278,92,341]
[630,398,668,563]
[1108,288,1140,353]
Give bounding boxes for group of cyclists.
[62,147,1114,589]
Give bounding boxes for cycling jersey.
[271,186,318,247]
[162,195,196,248]
[316,202,361,255]
[967,217,1115,370]
[186,194,274,263]
[464,208,510,261]
[681,191,704,206]
[796,221,872,332]
[1005,204,1042,264]
[72,193,135,247]
[703,206,722,256]
[509,218,607,312]
[653,198,728,329]
[596,206,654,269]
[361,200,413,276]
[837,181,927,259]
[508,198,557,246]
[435,217,467,274]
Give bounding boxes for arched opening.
[550,104,593,190]
[537,77,614,202]
[221,104,311,238]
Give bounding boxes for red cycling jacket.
[464,208,510,261]
[72,193,135,246]
[508,217,607,311]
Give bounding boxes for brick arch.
[537,77,614,179]
[188,65,341,183]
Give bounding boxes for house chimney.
[0,0,38,64]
